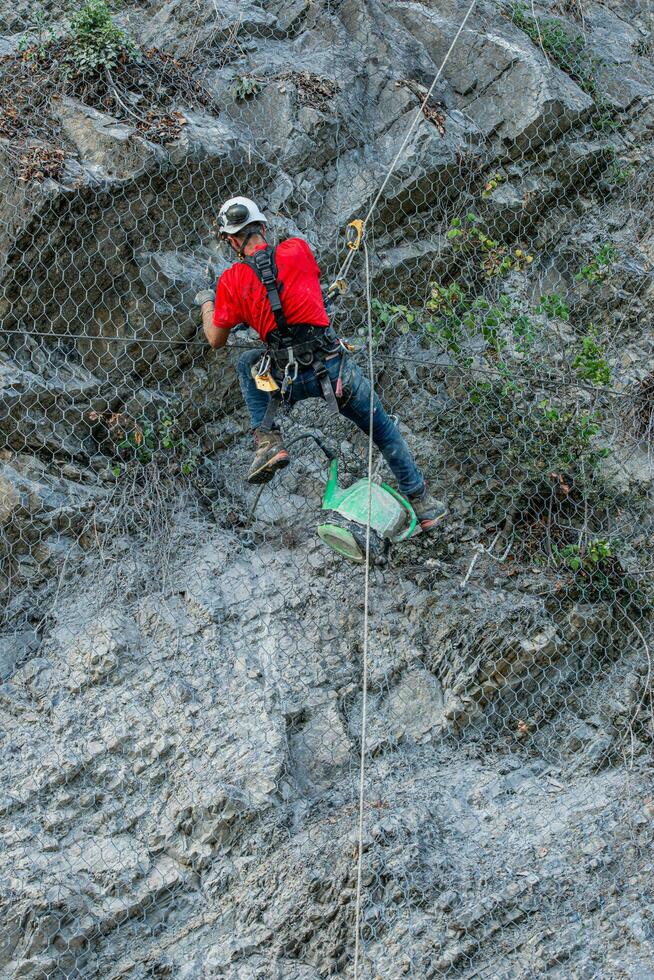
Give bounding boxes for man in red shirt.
[195,197,445,532]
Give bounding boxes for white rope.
[346,7,478,973]
[361,0,478,231]
[352,239,375,980]
[332,0,478,289]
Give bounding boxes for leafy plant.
[605,160,633,187]
[370,298,421,345]
[552,539,612,573]
[481,171,505,198]
[0,0,222,178]
[536,293,570,321]
[509,3,582,59]
[534,403,610,469]
[575,243,617,284]
[66,0,139,75]
[422,284,538,359]
[447,214,534,279]
[232,76,262,101]
[573,325,611,385]
[98,408,203,477]
[550,537,649,608]
[17,6,56,62]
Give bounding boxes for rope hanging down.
[346,4,478,975]
[352,238,375,980]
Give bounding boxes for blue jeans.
[237,349,425,496]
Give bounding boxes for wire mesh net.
[0,0,653,976]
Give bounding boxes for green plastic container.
[317,459,418,563]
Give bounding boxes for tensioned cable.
[0,327,633,400]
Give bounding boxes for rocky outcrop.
[0,0,653,976]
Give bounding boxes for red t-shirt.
[212,238,330,341]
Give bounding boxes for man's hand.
[197,260,230,349]
[194,289,214,307]
[195,259,222,308]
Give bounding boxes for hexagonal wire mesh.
[0,0,653,976]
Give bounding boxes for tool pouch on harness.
[243,246,343,430]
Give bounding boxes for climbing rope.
[346,4,479,974]
[353,238,375,980]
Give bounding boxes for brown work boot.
[247,428,290,485]
[408,487,447,533]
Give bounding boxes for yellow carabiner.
[346,219,364,251]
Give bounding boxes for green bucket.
[317,459,417,563]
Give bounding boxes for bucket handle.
[380,483,418,541]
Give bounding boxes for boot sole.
[416,510,447,534]
[247,451,290,485]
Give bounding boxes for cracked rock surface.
[0,0,653,976]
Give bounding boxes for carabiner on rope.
[346,219,364,251]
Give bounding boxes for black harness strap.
[260,390,283,432]
[243,247,292,343]
[313,360,340,415]
[244,244,342,430]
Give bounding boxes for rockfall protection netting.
[1,0,654,976]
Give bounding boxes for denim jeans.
[237,348,425,496]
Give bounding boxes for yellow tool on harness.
[251,354,280,392]
[346,219,364,251]
[254,372,279,392]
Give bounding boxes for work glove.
[194,289,214,307]
[194,259,221,307]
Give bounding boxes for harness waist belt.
[265,324,339,368]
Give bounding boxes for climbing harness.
[243,245,345,431]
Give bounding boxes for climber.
[194,196,446,532]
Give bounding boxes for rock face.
[0,0,653,977]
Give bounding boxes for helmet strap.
[237,226,266,260]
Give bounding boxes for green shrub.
[232,76,262,101]
[507,2,617,131]
[426,286,537,357]
[16,5,56,61]
[551,538,613,572]
[446,214,534,279]
[605,161,633,186]
[575,243,617,284]
[525,402,610,470]
[369,299,420,346]
[550,538,649,608]
[481,171,505,198]
[371,282,538,359]
[110,408,203,478]
[573,326,611,385]
[536,293,570,320]
[67,0,139,75]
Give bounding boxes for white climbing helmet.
[217,196,267,236]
